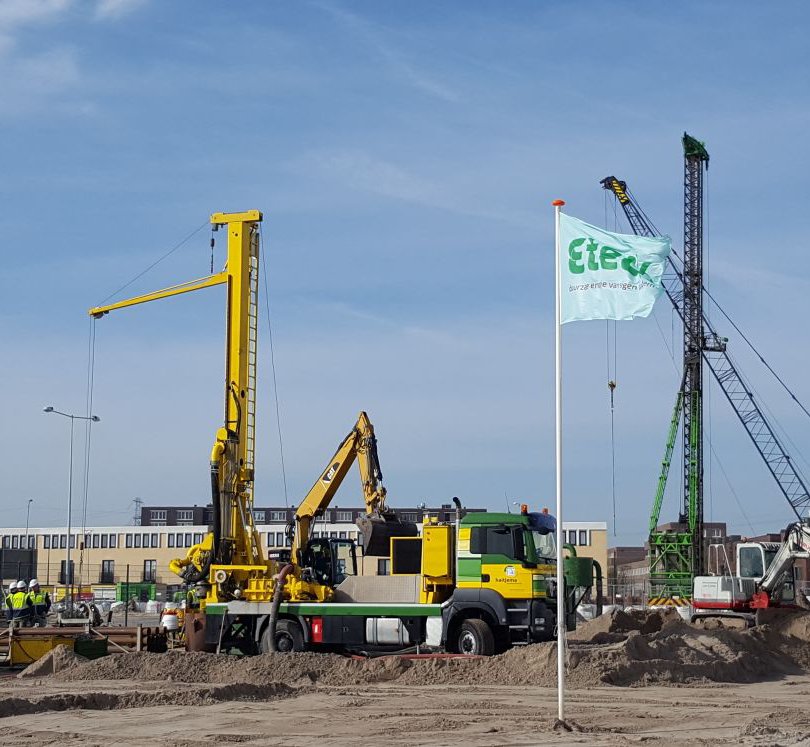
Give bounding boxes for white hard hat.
[29,579,39,588]
[16,580,27,590]
[11,581,20,591]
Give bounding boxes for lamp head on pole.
[91,415,101,422]
[43,406,54,413]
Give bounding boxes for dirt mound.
[0,682,294,717]
[759,609,810,641]
[569,608,679,643]
[17,645,87,679]
[50,612,810,689]
[58,650,419,687]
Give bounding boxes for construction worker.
[8,581,32,626]
[27,579,50,626]
[5,582,18,622]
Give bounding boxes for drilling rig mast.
[603,133,810,604]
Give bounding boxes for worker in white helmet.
[27,579,50,626]
[7,581,32,626]
[4,582,19,620]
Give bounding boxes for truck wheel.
[261,619,305,653]
[456,619,495,656]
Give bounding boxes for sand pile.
[568,607,679,643]
[51,610,810,689]
[18,645,87,679]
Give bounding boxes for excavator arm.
[291,411,416,562]
[759,522,810,594]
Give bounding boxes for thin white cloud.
[295,148,537,227]
[94,0,148,20]
[0,0,71,25]
[313,0,460,103]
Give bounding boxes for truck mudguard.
[441,588,509,644]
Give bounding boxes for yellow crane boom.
[90,210,271,602]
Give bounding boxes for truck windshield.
[531,530,556,561]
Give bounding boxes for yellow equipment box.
[10,636,75,666]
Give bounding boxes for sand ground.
[1,673,809,746]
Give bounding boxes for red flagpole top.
[552,199,565,206]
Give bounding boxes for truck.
[90,209,602,656]
[692,520,810,622]
[203,504,601,656]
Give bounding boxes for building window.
[270,510,286,522]
[101,534,108,549]
[377,558,390,576]
[44,535,50,550]
[59,560,75,585]
[84,533,91,549]
[275,532,285,547]
[143,560,157,583]
[1,536,8,549]
[51,534,58,549]
[100,560,115,584]
[177,509,194,522]
[184,533,192,547]
[253,510,266,523]
[126,534,133,548]
[193,533,203,544]
[60,534,67,549]
[401,513,418,523]
[339,532,347,539]
[168,533,175,548]
[579,530,589,546]
[92,534,100,549]
[70,535,76,549]
[134,534,142,548]
[175,533,183,547]
[150,510,167,521]
[330,531,338,538]
[109,534,117,548]
[151,533,159,548]
[152,520,167,527]
[11,536,18,549]
[712,528,723,538]
[336,511,352,522]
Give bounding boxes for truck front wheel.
[261,619,305,654]
[456,618,495,656]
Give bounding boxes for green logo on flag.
[559,213,671,323]
[568,238,652,279]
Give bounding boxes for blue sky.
[2,0,809,544]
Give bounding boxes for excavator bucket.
[356,512,418,556]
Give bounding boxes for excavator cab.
[356,511,419,556]
[302,538,358,587]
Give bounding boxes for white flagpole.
[552,198,566,724]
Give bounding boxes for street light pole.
[24,498,34,577]
[43,406,100,612]
[24,498,33,545]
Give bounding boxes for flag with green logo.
[560,213,671,323]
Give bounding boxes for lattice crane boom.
[601,170,810,522]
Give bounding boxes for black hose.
[593,560,604,617]
[267,564,293,653]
